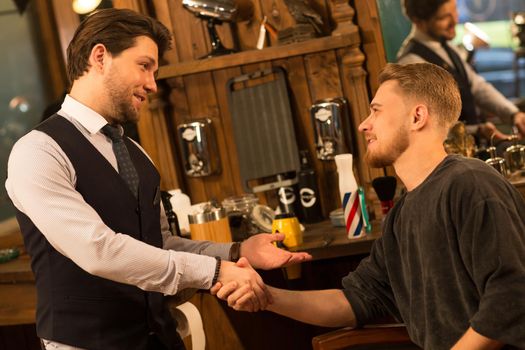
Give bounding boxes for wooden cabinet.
[114,0,388,217]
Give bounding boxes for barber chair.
[312,324,419,350]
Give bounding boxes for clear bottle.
[168,189,192,236]
[334,154,358,201]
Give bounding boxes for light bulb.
[72,0,102,15]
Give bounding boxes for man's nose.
[358,114,372,132]
[145,74,157,93]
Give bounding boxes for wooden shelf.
[157,31,359,79]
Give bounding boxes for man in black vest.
[5,8,310,350]
[397,0,525,143]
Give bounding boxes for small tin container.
[189,206,232,243]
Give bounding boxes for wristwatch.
[228,242,241,262]
[211,256,221,286]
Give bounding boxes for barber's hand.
[240,233,312,270]
[513,112,525,137]
[478,121,510,142]
[216,257,272,311]
[212,258,271,312]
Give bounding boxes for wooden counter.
[297,219,381,260]
[0,221,380,327]
[0,233,36,327]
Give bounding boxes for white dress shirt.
[5,95,232,297]
[397,26,519,123]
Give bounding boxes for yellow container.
[271,213,302,249]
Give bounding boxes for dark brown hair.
[66,8,171,85]
[379,63,461,128]
[402,0,449,21]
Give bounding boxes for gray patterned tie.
[101,124,140,198]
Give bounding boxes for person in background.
[397,0,525,144]
[5,8,310,350]
[214,63,525,349]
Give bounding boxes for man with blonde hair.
[215,63,525,349]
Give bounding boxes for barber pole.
[342,191,364,238]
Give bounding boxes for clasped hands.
[211,232,311,312]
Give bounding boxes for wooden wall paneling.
[304,51,345,212]
[51,0,80,63]
[147,93,180,190]
[271,56,334,217]
[259,0,297,47]
[336,46,384,218]
[188,294,243,350]
[33,0,67,99]
[212,67,246,197]
[327,0,357,36]
[351,0,387,95]
[184,71,237,203]
[179,73,216,203]
[309,0,333,36]
[112,0,148,12]
[165,0,209,61]
[235,0,264,51]
[164,77,194,194]
[213,20,235,52]
[152,0,181,64]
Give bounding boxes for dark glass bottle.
[160,191,181,236]
[297,150,323,223]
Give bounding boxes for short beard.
[366,127,409,168]
[103,70,139,125]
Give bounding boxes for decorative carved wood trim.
[33,0,68,98]
[329,0,358,36]
[352,0,388,95]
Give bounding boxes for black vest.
[15,115,183,350]
[402,39,479,125]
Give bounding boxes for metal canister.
[504,135,525,173]
[189,206,232,242]
[486,146,509,177]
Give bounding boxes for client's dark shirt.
[342,155,525,349]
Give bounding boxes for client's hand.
[215,257,272,311]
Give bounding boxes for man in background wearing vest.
[5,8,310,350]
[397,0,525,144]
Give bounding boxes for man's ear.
[411,104,429,130]
[89,43,108,72]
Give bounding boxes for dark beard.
[103,71,139,125]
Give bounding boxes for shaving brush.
[372,176,397,216]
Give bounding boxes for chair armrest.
[312,324,416,350]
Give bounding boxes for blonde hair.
[379,63,461,128]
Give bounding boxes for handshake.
[209,232,311,312]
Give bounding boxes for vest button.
[135,207,140,214]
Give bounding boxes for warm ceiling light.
[72,0,102,14]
